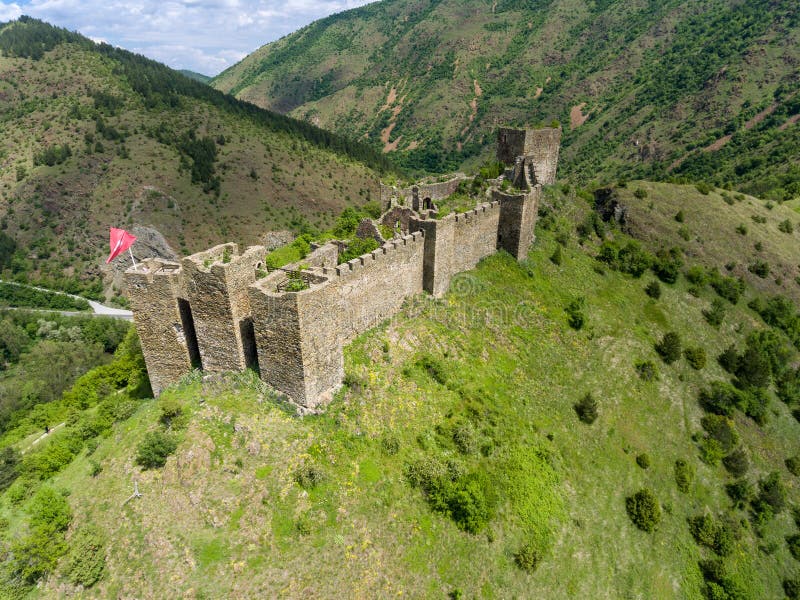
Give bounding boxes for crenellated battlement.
[125,128,560,408]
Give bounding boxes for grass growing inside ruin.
[6,195,799,598]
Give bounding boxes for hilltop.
[213,0,800,198]
[1,184,799,597]
[0,18,395,301]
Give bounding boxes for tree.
[655,332,681,364]
[626,488,661,532]
[574,393,598,424]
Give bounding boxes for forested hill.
[0,17,394,302]
[213,0,800,199]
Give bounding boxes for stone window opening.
[177,298,202,369]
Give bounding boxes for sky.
[0,0,374,76]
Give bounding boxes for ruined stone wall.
[497,128,529,164]
[450,202,501,274]
[496,186,539,260]
[181,243,264,374]
[249,233,425,407]
[304,243,339,268]
[411,215,455,297]
[497,127,561,184]
[125,260,192,395]
[523,128,561,185]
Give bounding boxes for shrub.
[633,188,648,199]
[779,219,794,234]
[709,271,744,304]
[717,345,739,373]
[675,459,695,493]
[684,347,707,370]
[135,431,178,469]
[625,488,661,532]
[514,540,544,572]
[703,299,726,328]
[758,472,787,512]
[380,434,400,456]
[635,360,658,381]
[447,473,495,534]
[293,463,327,489]
[158,398,184,428]
[725,479,753,509]
[701,415,738,452]
[653,248,683,284]
[785,579,800,600]
[63,524,106,587]
[776,368,800,405]
[550,245,562,266]
[787,534,800,561]
[736,223,748,235]
[722,447,749,477]
[686,266,708,286]
[675,210,685,223]
[748,260,770,279]
[565,297,586,330]
[699,558,726,584]
[689,514,717,547]
[636,453,651,469]
[699,438,725,466]
[655,332,681,364]
[645,280,661,299]
[696,182,712,195]
[699,381,743,416]
[452,421,479,455]
[574,393,598,424]
[786,456,800,477]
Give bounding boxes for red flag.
[106,228,136,263]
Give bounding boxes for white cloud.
[0,0,376,74]
[0,2,22,21]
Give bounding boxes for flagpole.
[129,247,137,269]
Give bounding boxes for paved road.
[0,279,133,320]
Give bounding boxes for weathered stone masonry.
[125,127,560,409]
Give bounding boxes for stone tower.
[496,126,562,185]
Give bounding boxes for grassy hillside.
[598,181,800,305]
[2,185,799,598]
[212,0,800,198]
[0,18,396,300]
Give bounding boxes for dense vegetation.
[0,282,89,311]
[0,17,393,174]
[214,0,799,198]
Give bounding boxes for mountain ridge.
[212,0,800,199]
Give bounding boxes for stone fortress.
[124,127,561,409]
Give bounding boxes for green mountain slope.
[212,0,800,197]
[0,18,395,300]
[178,70,212,84]
[2,184,799,598]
